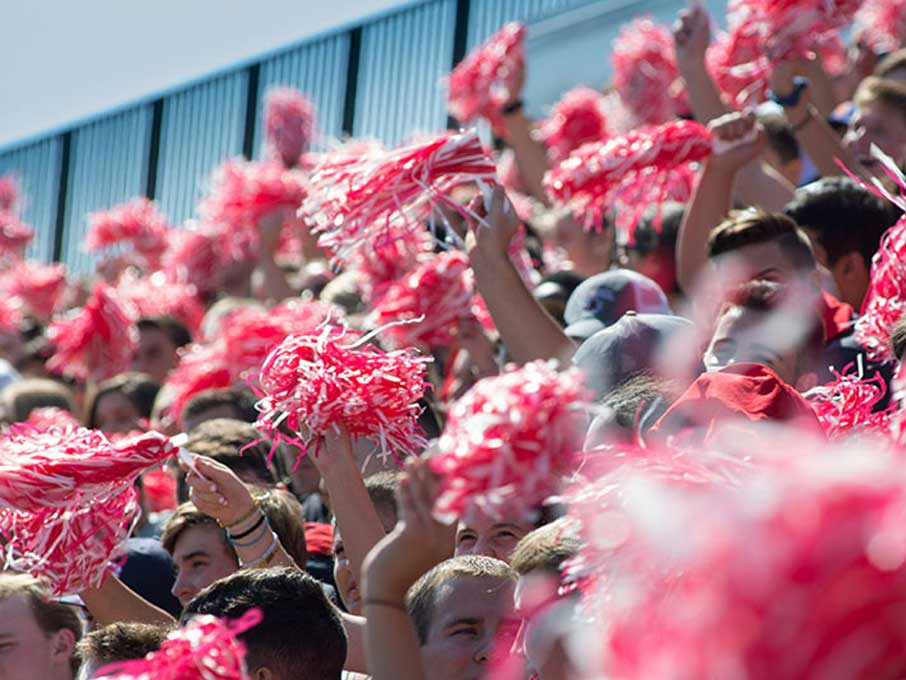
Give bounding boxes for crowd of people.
[3,0,906,678]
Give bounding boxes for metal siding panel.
[62,107,152,274]
[255,34,349,155]
[467,0,597,48]
[354,0,457,145]
[155,71,248,224]
[0,138,62,262]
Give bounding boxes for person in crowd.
[0,376,76,424]
[83,372,159,434]
[75,622,170,680]
[180,387,259,433]
[132,316,191,384]
[620,202,685,308]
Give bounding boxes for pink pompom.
[303,130,496,265]
[264,87,316,167]
[46,283,138,382]
[539,87,610,163]
[0,428,174,595]
[612,17,685,126]
[855,0,906,52]
[115,269,204,336]
[432,360,591,520]
[0,211,34,253]
[199,159,308,259]
[544,120,712,232]
[447,22,526,131]
[162,224,227,296]
[2,260,68,322]
[0,297,22,335]
[805,365,892,437]
[85,198,171,268]
[0,175,19,212]
[23,407,80,432]
[253,325,430,461]
[368,251,477,350]
[97,610,262,680]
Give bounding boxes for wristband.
[238,532,279,569]
[227,512,266,540]
[219,501,260,530]
[767,77,809,108]
[501,99,524,116]
[229,516,271,547]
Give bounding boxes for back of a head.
[0,377,75,423]
[510,518,582,577]
[406,555,516,644]
[182,567,346,680]
[784,177,899,268]
[364,471,403,530]
[185,418,275,487]
[77,622,170,673]
[706,210,816,273]
[181,387,259,430]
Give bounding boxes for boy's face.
[455,513,535,563]
[845,101,906,169]
[0,595,75,680]
[170,525,238,607]
[421,575,515,680]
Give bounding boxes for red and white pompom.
[97,610,262,680]
[0,175,19,213]
[23,407,80,432]
[539,87,610,164]
[0,297,22,335]
[46,283,138,382]
[254,324,430,461]
[854,0,906,53]
[115,269,204,336]
[303,130,497,264]
[432,360,591,520]
[199,159,309,259]
[0,427,174,595]
[612,17,685,126]
[544,120,712,231]
[367,250,477,350]
[0,211,34,253]
[447,22,526,131]
[162,223,227,295]
[2,260,68,322]
[806,365,892,438]
[264,87,316,168]
[85,197,171,267]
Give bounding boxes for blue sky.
[0,0,412,149]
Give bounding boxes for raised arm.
[81,575,176,627]
[673,4,727,123]
[255,208,296,305]
[466,187,576,366]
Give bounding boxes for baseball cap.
[564,269,672,340]
[573,312,693,399]
[117,537,182,616]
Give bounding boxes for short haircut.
[161,490,308,569]
[137,316,192,349]
[364,471,403,529]
[181,387,259,427]
[406,556,516,644]
[602,374,680,432]
[76,622,169,668]
[184,418,275,487]
[757,111,800,165]
[855,77,906,127]
[0,574,82,675]
[510,518,582,577]
[0,377,75,423]
[83,372,160,429]
[182,567,346,680]
[876,49,906,79]
[784,177,899,268]
[631,201,684,256]
[706,210,816,273]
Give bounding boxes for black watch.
[501,99,524,116]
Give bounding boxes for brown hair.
[76,622,170,668]
[406,556,515,644]
[83,372,160,429]
[509,518,583,577]
[184,419,275,487]
[855,77,906,127]
[0,574,82,675]
[364,471,403,530]
[0,378,75,424]
[706,210,816,273]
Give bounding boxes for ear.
[796,371,819,392]
[49,627,76,669]
[254,668,275,680]
[833,251,865,281]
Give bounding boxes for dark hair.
[76,622,170,668]
[83,372,160,429]
[707,210,816,273]
[1,378,75,423]
[855,77,906,127]
[182,567,346,680]
[631,202,684,256]
[406,556,515,644]
[184,418,276,488]
[0,574,82,675]
[784,177,899,268]
[137,316,192,349]
[757,111,800,165]
[181,387,259,427]
[876,49,906,79]
[509,518,582,577]
[364,471,403,529]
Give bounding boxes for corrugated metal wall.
[62,106,152,274]
[466,0,596,47]
[255,34,349,155]
[0,138,61,262]
[154,72,249,225]
[354,0,457,145]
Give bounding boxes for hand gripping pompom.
[264,87,316,168]
[0,428,174,595]
[612,17,685,126]
[544,120,712,232]
[46,283,138,382]
[447,22,526,131]
[85,198,171,268]
[97,610,262,680]
[538,87,610,163]
[302,130,497,265]
[253,324,430,462]
[431,360,592,520]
